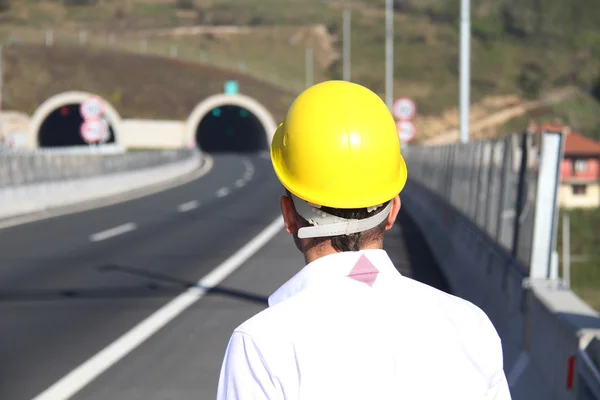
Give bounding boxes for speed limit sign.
[396,120,416,143]
[80,120,106,143]
[80,96,104,120]
[392,98,416,121]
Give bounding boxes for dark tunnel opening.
[38,104,116,147]
[196,105,268,153]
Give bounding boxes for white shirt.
[217,249,511,400]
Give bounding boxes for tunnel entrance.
[196,105,268,153]
[38,104,116,147]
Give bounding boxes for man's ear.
[280,195,299,235]
[384,195,401,231]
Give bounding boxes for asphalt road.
[0,153,451,400]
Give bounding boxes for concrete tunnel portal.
[30,92,122,148]
[38,104,116,147]
[186,94,277,154]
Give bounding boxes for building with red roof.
[529,121,600,208]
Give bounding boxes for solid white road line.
[235,179,246,188]
[507,351,529,388]
[216,187,230,198]
[31,216,285,400]
[89,223,137,242]
[178,200,199,213]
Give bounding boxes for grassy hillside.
[1,0,600,128]
[498,92,600,140]
[0,0,598,309]
[2,43,294,121]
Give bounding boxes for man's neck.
[303,241,383,264]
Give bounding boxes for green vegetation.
[0,0,598,308]
[1,0,600,121]
[557,208,600,311]
[2,44,293,121]
[499,92,600,140]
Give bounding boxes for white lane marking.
[507,351,529,388]
[31,216,285,400]
[89,223,136,242]
[178,200,199,213]
[235,179,246,188]
[242,159,255,180]
[216,187,230,198]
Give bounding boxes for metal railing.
[403,132,600,398]
[403,133,540,274]
[0,148,197,189]
[577,345,600,400]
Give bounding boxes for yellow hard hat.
[270,80,408,211]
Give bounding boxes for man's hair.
[288,191,390,252]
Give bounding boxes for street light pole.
[385,0,394,109]
[343,8,351,81]
[459,0,471,143]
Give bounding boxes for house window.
[573,159,588,173]
[572,184,587,195]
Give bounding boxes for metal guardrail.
[403,133,539,273]
[0,148,197,189]
[577,347,600,400]
[403,132,600,398]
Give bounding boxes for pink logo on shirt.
[347,254,379,287]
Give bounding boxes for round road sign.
[80,96,104,120]
[396,120,416,143]
[392,97,416,121]
[80,120,106,143]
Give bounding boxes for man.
[217,81,511,399]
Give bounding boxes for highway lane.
[69,210,451,400]
[0,153,284,400]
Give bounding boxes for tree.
[0,0,10,12]
[176,0,194,10]
[591,75,600,103]
[533,0,543,38]
[63,0,98,6]
[518,63,546,99]
[393,0,412,12]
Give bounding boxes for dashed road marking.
[178,200,199,213]
[242,159,255,180]
[31,216,285,400]
[216,187,230,198]
[235,179,246,188]
[89,223,137,242]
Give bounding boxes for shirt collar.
[268,249,400,307]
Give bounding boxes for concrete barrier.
[402,132,600,399]
[120,119,187,149]
[0,150,205,222]
[402,178,600,400]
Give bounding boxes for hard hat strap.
[290,194,393,239]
